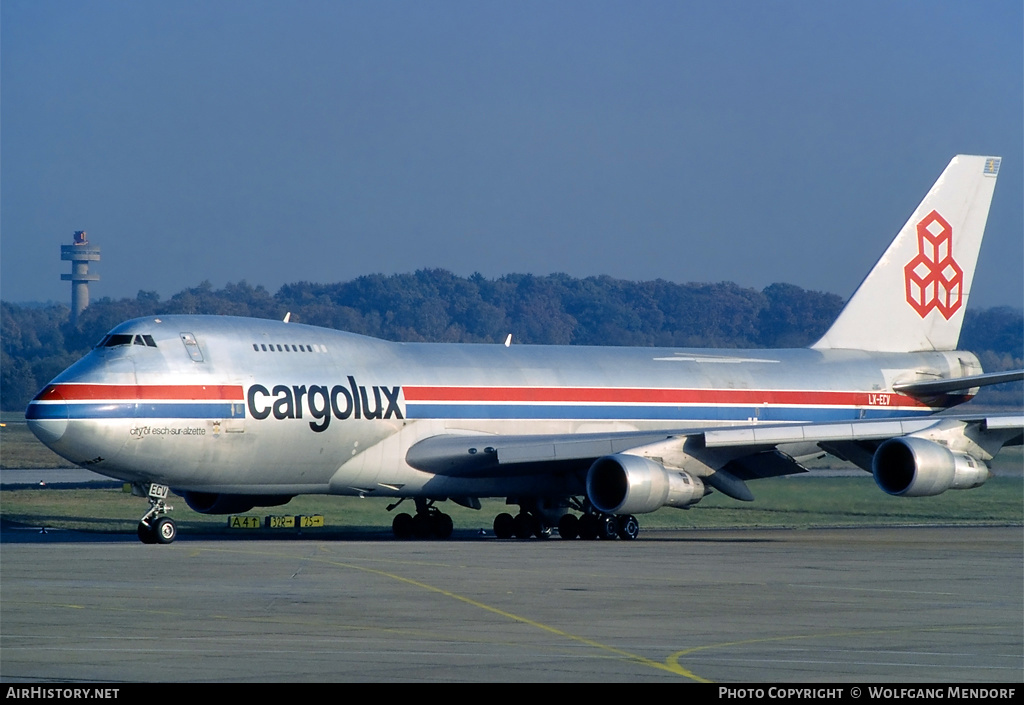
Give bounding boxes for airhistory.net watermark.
[5,689,119,700]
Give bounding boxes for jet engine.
[182,491,293,515]
[872,437,989,497]
[586,454,704,514]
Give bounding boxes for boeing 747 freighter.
[26,155,1023,543]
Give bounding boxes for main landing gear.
[135,483,177,545]
[492,510,553,539]
[390,498,454,539]
[493,508,640,541]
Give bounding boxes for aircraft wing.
[408,369,1023,481]
[407,413,1023,501]
[407,429,682,477]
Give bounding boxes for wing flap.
[703,419,933,447]
[982,414,1024,431]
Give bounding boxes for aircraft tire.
[557,514,579,539]
[578,514,599,540]
[513,513,535,539]
[598,515,619,540]
[617,515,639,540]
[137,521,157,544]
[154,517,177,544]
[412,513,433,539]
[434,513,454,539]
[493,513,514,539]
[392,512,414,539]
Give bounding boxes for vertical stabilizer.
[812,155,1000,352]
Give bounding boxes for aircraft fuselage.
[26,315,972,500]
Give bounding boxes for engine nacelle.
[586,454,704,514]
[872,437,989,497]
[182,492,293,515]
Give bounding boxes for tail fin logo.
[904,210,963,319]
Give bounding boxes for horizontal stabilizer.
[894,369,1024,396]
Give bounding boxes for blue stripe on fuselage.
[26,402,245,420]
[404,403,933,422]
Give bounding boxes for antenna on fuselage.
[504,334,512,347]
[283,312,291,323]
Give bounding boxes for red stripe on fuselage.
[36,384,244,401]
[402,386,930,408]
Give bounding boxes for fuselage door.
[221,377,250,434]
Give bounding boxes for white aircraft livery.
[26,155,1023,544]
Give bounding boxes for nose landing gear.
[135,483,177,544]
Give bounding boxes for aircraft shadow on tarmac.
[0,519,779,545]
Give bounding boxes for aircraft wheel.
[433,513,454,539]
[617,515,640,540]
[154,517,177,544]
[513,513,535,539]
[412,512,433,539]
[392,512,414,539]
[557,513,579,539]
[137,521,157,544]
[598,515,619,540]
[578,514,599,540]
[493,513,514,539]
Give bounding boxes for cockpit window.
[95,333,159,349]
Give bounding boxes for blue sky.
[2,1,1021,308]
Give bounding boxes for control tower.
[61,231,100,327]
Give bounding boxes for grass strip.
[2,475,1019,536]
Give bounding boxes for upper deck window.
[250,342,326,352]
[180,332,204,362]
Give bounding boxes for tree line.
[2,270,1021,410]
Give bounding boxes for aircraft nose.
[26,385,69,446]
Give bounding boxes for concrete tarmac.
[1,526,1021,683]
